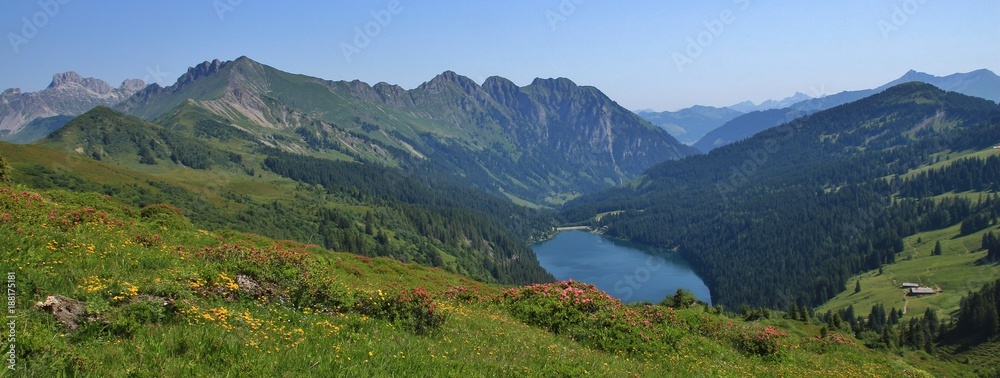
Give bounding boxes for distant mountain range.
[690,69,1000,152]
[4,56,694,205]
[635,106,743,145]
[635,92,816,145]
[727,92,814,113]
[0,72,145,142]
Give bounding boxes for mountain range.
[636,92,815,146]
[0,72,145,142]
[635,105,744,145]
[690,69,1000,152]
[3,57,694,205]
[727,91,814,113]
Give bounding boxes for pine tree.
[889,307,900,327]
[924,308,940,338]
[831,312,843,330]
[984,232,1000,261]
[364,211,375,235]
[882,327,897,348]
[787,301,799,320]
[855,280,862,294]
[932,241,943,256]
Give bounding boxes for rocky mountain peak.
[529,77,579,92]
[81,77,113,94]
[229,56,267,74]
[178,59,226,85]
[48,71,84,88]
[47,72,109,93]
[120,79,147,93]
[372,82,411,105]
[482,76,525,107]
[420,71,480,94]
[482,76,519,94]
[45,72,140,95]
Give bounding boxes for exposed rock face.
[113,57,695,201]
[34,295,87,329]
[1,72,146,140]
[400,72,692,182]
[177,59,225,86]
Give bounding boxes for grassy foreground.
[2,185,927,377]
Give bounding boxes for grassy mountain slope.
[41,106,244,172]
[818,146,1000,321]
[6,106,558,286]
[818,221,999,321]
[0,182,931,376]
[114,57,695,205]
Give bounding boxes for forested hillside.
[563,83,1000,309]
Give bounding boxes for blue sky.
[2,1,997,111]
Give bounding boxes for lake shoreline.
[532,229,712,304]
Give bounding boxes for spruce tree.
[364,211,375,235]
[932,241,943,256]
[984,232,999,261]
[855,280,862,294]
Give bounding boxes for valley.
[4,1,1000,375]
[2,55,999,376]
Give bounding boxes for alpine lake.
[532,230,712,304]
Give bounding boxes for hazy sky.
[2,1,997,111]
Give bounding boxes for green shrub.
[140,203,193,230]
[352,287,447,335]
[501,280,683,355]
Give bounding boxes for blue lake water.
[532,230,712,304]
